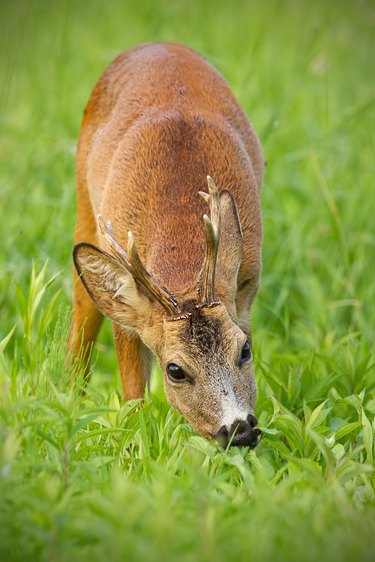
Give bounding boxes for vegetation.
[0,1,374,560]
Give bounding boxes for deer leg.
[68,182,104,377]
[113,325,151,400]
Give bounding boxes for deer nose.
[215,414,260,448]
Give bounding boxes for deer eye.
[166,363,187,383]
[240,340,252,365]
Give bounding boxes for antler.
[97,215,182,317]
[198,176,221,305]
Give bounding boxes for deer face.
[73,177,260,447]
[159,304,258,444]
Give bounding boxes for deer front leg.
[113,325,151,400]
[69,197,104,378]
[69,266,104,376]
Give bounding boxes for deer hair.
[97,175,223,319]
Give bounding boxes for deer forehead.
[163,303,241,364]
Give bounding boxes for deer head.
[73,177,260,447]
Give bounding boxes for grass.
[0,0,374,560]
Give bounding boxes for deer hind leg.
[68,180,104,378]
[113,325,152,400]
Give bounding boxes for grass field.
[0,1,374,560]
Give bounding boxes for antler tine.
[97,215,131,270]
[127,231,182,316]
[206,175,220,234]
[199,176,221,304]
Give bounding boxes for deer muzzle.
[215,414,261,448]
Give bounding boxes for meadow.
[0,0,374,560]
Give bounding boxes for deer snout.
[215,414,260,448]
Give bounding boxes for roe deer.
[70,43,264,447]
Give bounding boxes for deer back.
[78,43,262,301]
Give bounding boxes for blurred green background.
[0,1,374,561]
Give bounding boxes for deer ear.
[215,190,243,305]
[73,243,149,329]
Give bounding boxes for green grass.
[0,0,374,560]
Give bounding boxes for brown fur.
[69,42,264,438]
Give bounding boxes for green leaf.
[187,436,216,459]
[306,400,330,429]
[336,460,374,485]
[0,326,16,354]
[361,409,374,463]
[332,443,346,462]
[335,421,362,441]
